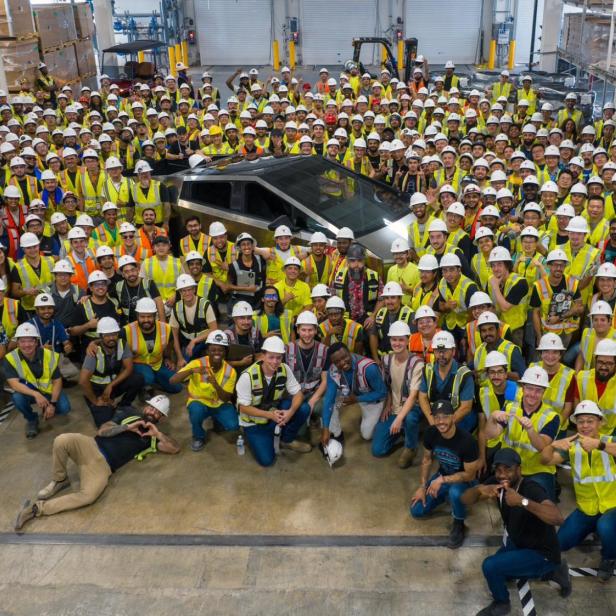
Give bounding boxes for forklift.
[350,37,419,82]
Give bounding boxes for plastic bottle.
[236,434,245,455]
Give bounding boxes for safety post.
[175,43,182,66]
[488,39,496,70]
[508,40,516,70]
[272,40,280,71]
[168,46,176,75]
[289,40,296,69]
[397,39,404,70]
[181,40,189,67]
[137,50,145,63]
[381,44,387,65]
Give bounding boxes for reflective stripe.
[5,348,59,394]
[91,340,125,385]
[144,256,182,300]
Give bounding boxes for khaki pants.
[38,433,112,516]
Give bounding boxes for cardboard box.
[74,38,96,77]
[43,44,79,84]
[73,2,93,39]
[0,37,39,90]
[0,0,35,38]
[34,4,76,51]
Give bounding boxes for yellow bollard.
[168,46,176,76]
[508,40,516,70]
[289,40,296,69]
[175,43,182,66]
[137,51,145,63]
[272,39,280,72]
[182,40,189,67]
[381,44,387,65]
[488,40,496,70]
[397,39,404,71]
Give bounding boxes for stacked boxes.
[0,36,39,91]
[34,4,77,52]
[72,3,96,80]
[0,0,35,38]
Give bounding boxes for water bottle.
[236,434,245,456]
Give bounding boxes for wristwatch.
[521,498,529,508]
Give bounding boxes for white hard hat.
[546,249,569,263]
[34,293,55,308]
[40,169,56,181]
[119,222,137,235]
[50,212,67,226]
[53,259,74,274]
[390,238,409,253]
[336,227,354,240]
[477,311,500,327]
[565,216,589,234]
[474,227,495,244]
[135,297,157,313]
[205,330,230,346]
[488,246,512,263]
[469,291,492,308]
[589,300,613,317]
[284,256,301,268]
[417,254,439,271]
[414,305,436,321]
[440,253,461,268]
[9,156,26,168]
[88,270,109,285]
[536,332,566,351]
[3,185,20,199]
[20,232,40,248]
[208,221,227,237]
[311,284,330,298]
[428,219,448,234]
[485,351,508,369]
[570,182,587,195]
[76,214,94,227]
[296,311,319,326]
[184,251,203,263]
[95,245,114,259]
[274,225,292,238]
[523,202,542,215]
[447,202,466,218]
[97,317,121,335]
[135,161,153,174]
[15,323,40,339]
[432,331,456,349]
[67,227,87,240]
[555,204,575,218]
[101,201,118,213]
[117,255,137,270]
[323,438,343,467]
[540,180,558,193]
[519,366,550,388]
[176,273,198,291]
[597,262,616,278]
[261,335,286,354]
[388,320,411,337]
[520,226,539,239]
[326,296,346,311]
[24,214,42,226]
[571,400,604,423]
[146,394,170,416]
[381,281,403,297]
[309,232,328,244]
[410,192,428,208]
[105,156,122,170]
[595,339,616,356]
[231,301,254,318]
[496,188,513,200]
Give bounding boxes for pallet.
[41,38,77,54]
[0,32,38,42]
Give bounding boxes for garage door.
[514,0,544,66]
[405,0,482,64]
[300,0,377,66]
[194,0,272,65]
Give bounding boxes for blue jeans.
[410,472,477,520]
[558,507,616,559]
[182,342,207,362]
[457,409,478,434]
[482,540,558,603]
[244,399,311,467]
[526,472,556,502]
[371,407,419,457]
[133,363,183,394]
[13,389,71,422]
[187,401,238,440]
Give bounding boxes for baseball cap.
[431,400,454,416]
[493,448,522,468]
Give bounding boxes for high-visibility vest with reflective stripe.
[332,266,380,310]
[172,297,211,339]
[1,297,19,339]
[329,354,376,394]
[474,339,518,387]
[131,181,163,225]
[513,253,543,289]
[302,254,332,287]
[534,275,580,334]
[113,243,149,264]
[79,170,105,217]
[407,216,435,258]
[180,233,208,256]
[5,347,59,394]
[124,321,170,371]
[529,361,574,428]
[472,252,491,291]
[196,275,214,300]
[94,222,121,247]
[488,273,528,331]
[576,370,616,435]
[564,243,600,304]
[588,218,609,247]
[438,275,475,330]
[253,310,292,344]
[492,81,512,102]
[240,362,288,424]
[16,256,54,311]
[187,356,236,407]
[8,175,40,204]
[557,108,583,127]
[579,327,616,370]
[102,175,132,223]
[286,341,328,395]
[479,383,506,448]
[517,88,538,113]
[67,253,96,290]
[410,282,438,313]
[59,168,80,195]
[207,241,236,283]
[91,340,126,385]
[143,256,182,301]
[265,245,302,284]
[466,319,510,356]
[502,400,558,476]
[82,298,118,338]
[569,440,616,515]
[424,362,471,410]
[119,414,157,461]
[318,318,362,352]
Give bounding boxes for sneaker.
[25,419,39,439]
[14,500,39,532]
[37,478,71,500]
[548,559,572,597]
[397,447,416,469]
[447,518,466,549]
[191,439,205,452]
[281,440,312,454]
[476,600,511,616]
[598,558,615,582]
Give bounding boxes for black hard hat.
[346,243,365,260]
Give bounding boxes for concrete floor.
[0,387,613,615]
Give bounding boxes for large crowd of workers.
[3,56,616,616]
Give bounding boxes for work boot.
[548,559,572,597]
[37,478,71,500]
[475,600,511,616]
[598,558,616,582]
[447,518,466,549]
[397,447,416,469]
[191,439,205,452]
[25,419,39,439]
[14,500,39,532]
[281,440,312,453]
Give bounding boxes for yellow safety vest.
[514,253,543,290]
[438,274,475,329]
[265,245,302,285]
[196,275,214,300]
[530,361,574,429]
[502,400,558,475]
[579,327,616,370]
[102,175,133,223]
[1,297,20,339]
[15,256,55,311]
[318,318,363,351]
[410,282,439,313]
[517,88,538,114]
[424,362,472,410]
[569,439,616,516]
[587,218,610,247]
[172,297,212,339]
[302,254,332,287]
[576,370,616,435]
[492,81,512,102]
[466,320,511,357]
[94,222,121,247]
[332,265,380,307]
[90,340,126,385]
[408,216,435,258]
[58,168,81,195]
[474,339,517,386]
[5,347,59,394]
[534,275,580,334]
[557,108,582,128]
[253,310,292,344]
[124,321,170,371]
[79,170,105,217]
[131,181,163,225]
[143,256,182,301]
[180,233,208,256]
[564,243,599,304]
[479,383,506,448]
[488,273,528,331]
[471,252,491,291]
[240,362,288,424]
[187,356,236,407]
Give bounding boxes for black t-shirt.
[111,280,160,324]
[71,298,122,329]
[423,426,478,476]
[503,277,529,306]
[94,408,153,472]
[228,255,266,307]
[529,278,581,309]
[485,476,561,563]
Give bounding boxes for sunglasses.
[263,294,278,300]
[122,234,135,239]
